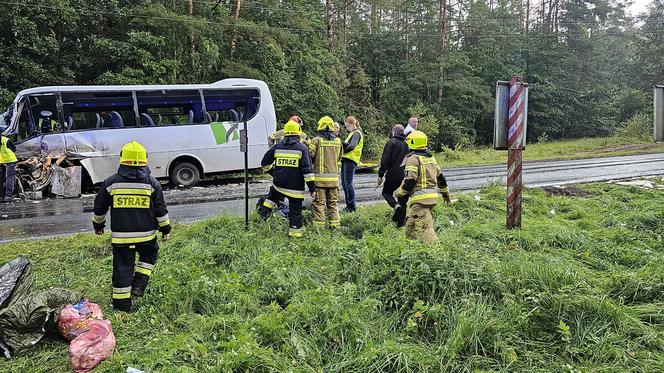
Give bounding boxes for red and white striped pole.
[507,76,526,229]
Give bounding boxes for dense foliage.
[0,0,662,151]
[1,182,664,371]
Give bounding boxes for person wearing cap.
[38,110,60,133]
[308,116,343,229]
[268,115,309,147]
[393,131,451,243]
[91,141,171,312]
[259,119,316,238]
[0,127,17,202]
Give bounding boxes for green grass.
[437,136,664,168]
[1,182,664,372]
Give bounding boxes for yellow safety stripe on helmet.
[110,188,153,196]
[275,186,305,199]
[158,219,171,227]
[112,292,131,299]
[91,215,106,224]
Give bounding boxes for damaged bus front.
[1,79,276,197]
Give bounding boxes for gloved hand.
[93,221,105,235]
[95,228,104,235]
[162,233,171,241]
[376,176,383,187]
[443,194,452,204]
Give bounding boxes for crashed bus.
[0,78,276,193]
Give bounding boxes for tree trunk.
[525,0,530,33]
[404,10,409,61]
[326,0,334,52]
[187,0,196,71]
[395,0,401,32]
[230,0,242,59]
[342,0,349,54]
[438,0,447,102]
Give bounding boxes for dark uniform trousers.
[112,239,159,311]
[382,175,403,208]
[259,186,304,237]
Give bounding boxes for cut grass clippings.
[1,183,663,372]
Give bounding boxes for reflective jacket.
[342,129,363,165]
[309,131,342,188]
[0,136,17,163]
[261,136,315,199]
[396,150,449,207]
[92,165,170,245]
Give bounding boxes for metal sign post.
[494,77,528,229]
[655,85,664,142]
[240,119,249,230]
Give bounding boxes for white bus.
[0,79,276,187]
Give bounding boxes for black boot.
[113,297,132,312]
[132,273,149,297]
[393,204,406,228]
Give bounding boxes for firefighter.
[0,127,17,202]
[91,141,171,312]
[259,119,315,237]
[393,131,451,243]
[309,116,343,228]
[268,115,309,147]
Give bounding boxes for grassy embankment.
[1,181,664,372]
[437,136,664,168]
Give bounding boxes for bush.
[615,112,652,140]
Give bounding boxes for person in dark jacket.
[92,141,171,312]
[259,120,316,238]
[377,124,410,209]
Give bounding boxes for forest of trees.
[0,0,662,153]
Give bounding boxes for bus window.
[26,94,61,134]
[16,99,37,141]
[203,89,260,123]
[61,91,137,130]
[136,90,203,126]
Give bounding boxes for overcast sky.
[627,0,651,16]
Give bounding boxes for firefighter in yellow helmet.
[91,141,171,312]
[260,120,316,237]
[268,115,309,147]
[393,131,451,244]
[309,116,343,228]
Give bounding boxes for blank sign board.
[655,85,664,142]
[494,81,528,150]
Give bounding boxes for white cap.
[40,110,53,117]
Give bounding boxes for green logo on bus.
[210,122,240,145]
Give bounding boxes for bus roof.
[14,78,267,101]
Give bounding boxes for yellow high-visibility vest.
[342,129,363,164]
[0,136,17,163]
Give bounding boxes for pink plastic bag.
[58,298,104,341]
[69,319,116,373]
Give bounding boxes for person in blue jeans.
[340,116,364,212]
[0,129,17,203]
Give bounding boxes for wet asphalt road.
[1,152,663,242]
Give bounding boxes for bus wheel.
[170,162,201,188]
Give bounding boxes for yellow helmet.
[317,116,334,131]
[406,130,428,150]
[120,141,148,166]
[283,119,302,136]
